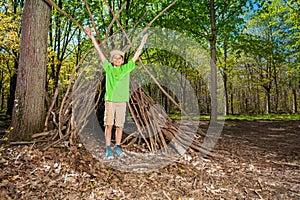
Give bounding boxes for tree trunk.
[292,88,297,113]
[11,0,51,140]
[266,89,271,114]
[209,0,218,123]
[0,71,3,110]
[7,73,17,116]
[256,87,261,114]
[230,92,234,114]
[273,65,279,112]
[223,40,229,115]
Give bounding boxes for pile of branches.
[125,82,207,154]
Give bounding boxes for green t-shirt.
[101,59,136,102]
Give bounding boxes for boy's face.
[112,55,124,66]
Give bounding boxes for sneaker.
[115,145,125,157]
[105,146,114,158]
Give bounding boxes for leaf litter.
[0,120,299,199]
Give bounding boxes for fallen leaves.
[0,120,299,199]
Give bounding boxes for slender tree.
[165,0,248,121]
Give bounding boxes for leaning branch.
[44,0,85,32]
[83,0,104,49]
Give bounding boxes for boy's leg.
[114,102,126,145]
[105,125,114,158]
[115,127,125,156]
[114,102,126,156]
[104,101,114,146]
[105,125,113,146]
[115,126,123,145]
[104,102,114,158]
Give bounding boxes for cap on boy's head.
[110,50,125,62]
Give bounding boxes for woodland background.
[0,0,299,137]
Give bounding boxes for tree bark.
[11,0,50,140]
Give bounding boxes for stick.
[32,131,53,139]
[44,87,58,131]
[272,161,300,167]
[9,140,48,145]
[43,131,71,151]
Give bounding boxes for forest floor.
[0,119,299,199]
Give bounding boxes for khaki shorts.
[104,101,127,128]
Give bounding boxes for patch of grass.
[168,114,210,121]
[224,114,300,121]
[169,113,300,121]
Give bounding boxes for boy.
[84,27,148,158]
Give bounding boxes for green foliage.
[0,0,22,110]
[0,1,21,55]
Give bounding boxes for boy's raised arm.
[132,34,148,63]
[84,27,107,63]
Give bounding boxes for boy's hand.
[84,27,107,62]
[84,27,93,37]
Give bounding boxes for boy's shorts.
[104,101,127,128]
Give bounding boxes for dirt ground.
[0,120,299,199]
